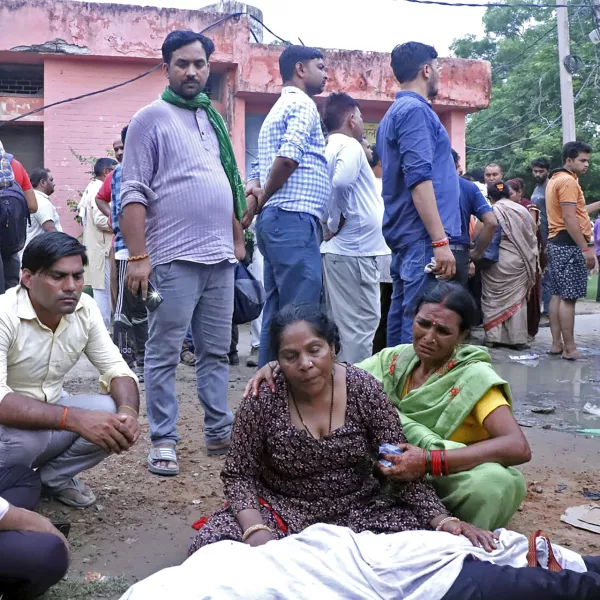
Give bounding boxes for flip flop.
[147,445,179,476]
[562,355,580,362]
[547,351,563,356]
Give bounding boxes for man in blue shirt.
[245,45,330,366]
[376,42,461,344]
[451,149,497,285]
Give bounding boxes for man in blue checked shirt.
[110,126,148,382]
[376,42,461,345]
[245,45,330,367]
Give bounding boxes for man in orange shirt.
[546,141,594,360]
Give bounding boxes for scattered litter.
[555,484,568,494]
[583,489,600,501]
[531,406,556,415]
[583,403,600,417]
[95,503,104,512]
[509,353,539,366]
[561,504,600,534]
[191,499,202,505]
[84,572,109,583]
[542,424,552,430]
[576,429,600,436]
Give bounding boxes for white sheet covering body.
[121,524,586,600]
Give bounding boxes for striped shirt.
[248,86,330,219]
[121,99,235,267]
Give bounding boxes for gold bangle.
[435,516,460,532]
[127,253,150,262]
[118,405,138,417]
[241,523,272,543]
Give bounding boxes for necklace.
[290,373,335,440]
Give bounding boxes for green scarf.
[356,344,511,444]
[161,86,246,221]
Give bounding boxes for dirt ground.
[40,324,600,599]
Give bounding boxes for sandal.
[147,445,179,476]
[180,349,195,367]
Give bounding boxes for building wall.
[42,58,165,235]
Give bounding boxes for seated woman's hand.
[378,443,425,482]
[245,529,274,548]
[440,519,498,553]
[243,362,281,398]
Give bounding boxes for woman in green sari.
[245,282,531,531]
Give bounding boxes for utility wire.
[492,24,557,73]
[398,0,585,8]
[0,12,290,129]
[466,64,598,151]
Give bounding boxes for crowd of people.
[0,28,599,599]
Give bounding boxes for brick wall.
[43,57,166,236]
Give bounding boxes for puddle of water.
[493,353,600,432]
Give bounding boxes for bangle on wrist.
[118,405,138,417]
[241,523,272,543]
[127,253,150,262]
[435,516,460,532]
[431,237,449,248]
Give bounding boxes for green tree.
[451,0,600,199]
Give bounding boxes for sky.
[78,0,487,55]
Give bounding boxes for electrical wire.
[466,63,598,151]
[398,0,584,8]
[491,24,557,73]
[0,11,290,129]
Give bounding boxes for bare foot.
[562,349,581,360]
[549,344,564,355]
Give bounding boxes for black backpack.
[0,178,29,257]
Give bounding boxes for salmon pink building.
[0,0,491,236]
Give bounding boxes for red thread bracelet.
[431,237,449,248]
[60,407,69,430]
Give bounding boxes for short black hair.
[464,168,485,184]
[22,232,88,275]
[563,141,592,162]
[279,45,324,82]
[270,305,341,357]
[161,30,215,64]
[30,167,51,188]
[531,157,551,170]
[121,125,129,145]
[391,42,438,84]
[485,162,503,172]
[369,145,380,168]
[94,158,117,178]
[414,281,478,333]
[451,149,460,166]
[322,92,360,133]
[487,180,511,202]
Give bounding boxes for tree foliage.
[451,0,600,198]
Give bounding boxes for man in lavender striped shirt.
[121,31,245,476]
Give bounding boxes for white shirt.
[320,134,389,257]
[0,286,137,405]
[21,191,63,255]
[0,497,8,521]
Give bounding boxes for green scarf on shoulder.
[357,344,511,447]
[161,86,246,221]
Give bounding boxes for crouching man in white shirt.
[0,232,140,509]
[321,93,389,363]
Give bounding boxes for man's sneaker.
[228,352,240,366]
[206,438,231,456]
[49,481,96,509]
[246,346,259,368]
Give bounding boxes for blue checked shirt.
[110,164,126,254]
[249,86,330,218]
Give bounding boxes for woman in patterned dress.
[190,305,494,553]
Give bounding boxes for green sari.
[357,344,526,530]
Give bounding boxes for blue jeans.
[145,260,234,446]
[387,240,432,345]
[256,207,323,367]
[541,267,552,313]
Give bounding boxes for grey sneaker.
[50,481,96,509]
[134,365,144,383]
[206,438,231,456]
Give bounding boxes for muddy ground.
[41,318,600,599]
